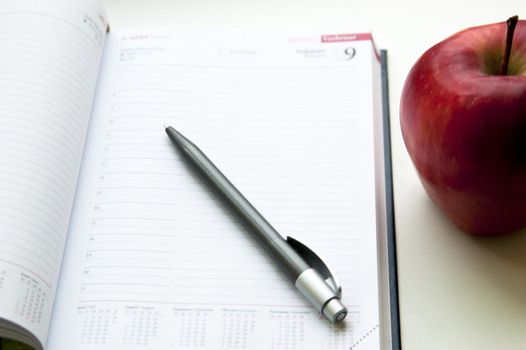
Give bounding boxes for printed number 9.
[344,47,356,60]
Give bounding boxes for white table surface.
[99,1,526,348]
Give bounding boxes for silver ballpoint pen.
[166,126,348,323]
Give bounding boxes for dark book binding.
[380,50,402,350]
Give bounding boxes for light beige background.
[99,1,526,348]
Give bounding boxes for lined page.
[0,0,107,347]
[49,30,381,349]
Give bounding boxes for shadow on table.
[467,227,526,301]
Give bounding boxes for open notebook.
[0,0,400,349]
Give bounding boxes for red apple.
[400,17,526,235]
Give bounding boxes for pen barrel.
[167,128,347,323]
[185,145,310,281]
[170,132,309,282]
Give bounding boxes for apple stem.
[499,15,519,75]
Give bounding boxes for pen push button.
[295,268,348,323]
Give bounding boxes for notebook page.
[0,0,107,347]
[48,30,381,349]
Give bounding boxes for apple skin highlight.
[400,20,526,235]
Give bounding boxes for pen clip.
[286,236,342,298]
